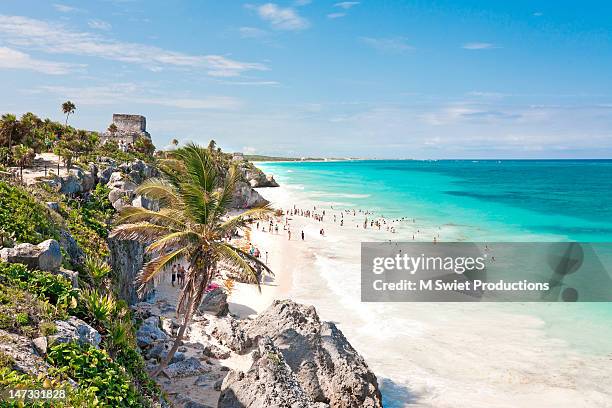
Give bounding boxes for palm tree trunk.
[152,295,196,377]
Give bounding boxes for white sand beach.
[225,183,612,408]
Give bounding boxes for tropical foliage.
[111,143,273,374]
[0,181,59,245]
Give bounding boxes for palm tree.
[110,143,272,375]
[171,138,179,147]
[61,101,76,126]
[0,113,18,151]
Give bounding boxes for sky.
[1,0,612,159]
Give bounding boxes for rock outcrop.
[0,239,62,272]
[48,317,102,349]
[231,181,269,209]
[219,337,328,408]
[108,236,150,305]
[213,300,383,408]
[0,329,52,377]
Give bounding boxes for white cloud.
[0,15,268,77]
[239,26,268,39]
[0,47,82,75]
[334,2,360,9]
[254,3,309,31]
[462,42,496,50]
[53,4,79,13]
[37,84,243,110]
[88,19,112,31]
[360,37,413,53]
[327,13,346,19]
[533,12,544,17]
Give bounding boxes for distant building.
[232,153,245,161]
[101,114,151,144]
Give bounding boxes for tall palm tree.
[110,143,272,375]
[61,101,76,126]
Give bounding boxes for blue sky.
[1,0,611,158]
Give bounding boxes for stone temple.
[101,114,151,144]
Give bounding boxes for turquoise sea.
[258,159,612,242]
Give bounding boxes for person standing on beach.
[288,230,292,240]
[301,230,305,240]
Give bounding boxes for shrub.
[0,181,58,244]
[61,202,110,259]
[0,351,14,369]
[46,342,145,407]
[77,289,116,333]
[0,262,77,308]
[0,283,42,336]
[84,256,112,287]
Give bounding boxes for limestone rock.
[58,229,84,264]
[0,239,62,272]
[209,317,252,353]
[198,287,229,317]
[231,181,269,209]
[32,336,48,355]
[218,337,328,408]
[164,357,210,378]
[202,344,231,360]
[243,300,383,408]
[136,316,169,348]
[132,195,160,211]
[46,201,59,212]
[0,330,51,377]
[108,236,150,305]
[50,317,101,348]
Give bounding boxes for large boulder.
[243,300,383,408]
[58,168,95,194]
[0,239,62,272]
[218,337,328,408]
[49,317,101,348]
[198,287,229,317]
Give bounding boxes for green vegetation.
[0,181,59,245]
[0,261,164,406]
[0,262,77,310]
[47,342,146,407]
[111,143,273,375]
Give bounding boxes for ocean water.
[259,159,612,242]
[256,160,612,407]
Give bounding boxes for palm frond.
[212,164,239,218]
[116,206,187,228]
[218,205,274,234]
[145,231,199,254]
[135,178,182,207]
[137,248,187,291]
[109,222,176,243]
[216,243,273,290]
